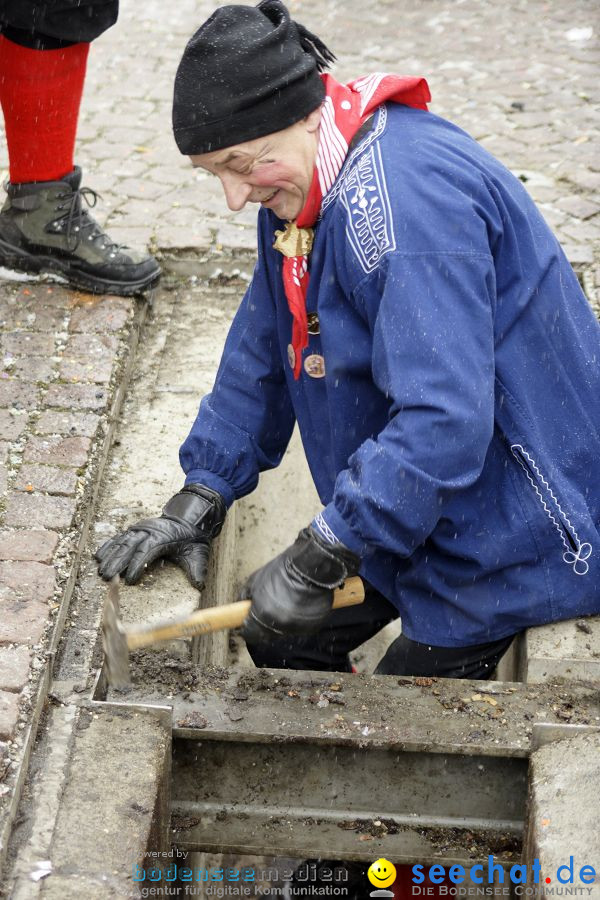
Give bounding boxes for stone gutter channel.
[0,281,152,874]
[0,249,599,897]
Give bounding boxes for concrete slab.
[521,617,600,683]
[91,278,244,648]
[114,668,600,758]
[39,873,126,899]
[524,731,600,895]
[39,706,169,897]
[164,671,600,865]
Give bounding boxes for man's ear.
[305,106,322,133]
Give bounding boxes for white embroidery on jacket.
[313,512,338,545]
[321,105,387,215]
[511,443,592,576]
[341,141,396,274]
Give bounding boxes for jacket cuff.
[183,470,236,508]
[315,504,373,558]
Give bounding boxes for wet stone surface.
[0,0,598,887]
[109,665,600,757]
[0,282,142,753]
[1,0,597,277]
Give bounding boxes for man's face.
[190,107,321,222]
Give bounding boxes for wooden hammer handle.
[125,576,364,651]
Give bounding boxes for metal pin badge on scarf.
[273,223,314,257]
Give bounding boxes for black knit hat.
[172,0,335,155]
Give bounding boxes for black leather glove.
[95,484,226,589]
[240,525,360,645]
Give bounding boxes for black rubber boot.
[0,167,161,296]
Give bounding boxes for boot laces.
[56,186,125,255]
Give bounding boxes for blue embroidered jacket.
[180,104,600,646]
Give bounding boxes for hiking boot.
[0,167,161,296]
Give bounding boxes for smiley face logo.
[368,858,397,889]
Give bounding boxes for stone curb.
[37,705,170,899]
[524,731,600,892]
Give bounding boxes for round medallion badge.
[287,343,296,370]
[304,354,326,378]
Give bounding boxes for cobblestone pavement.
[1,0,597,260]
[0,286,144,739]
[0,0,598,869]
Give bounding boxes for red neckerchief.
[275,72,430,379]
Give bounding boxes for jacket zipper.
[510,443,592,576]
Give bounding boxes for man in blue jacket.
[96,0,600,680]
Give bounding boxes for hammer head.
[102,576,131,690]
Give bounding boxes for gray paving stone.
[0,530,59,563]
[110,196,175,224]
[8,357,57,384]
[34,410,101,438]
[556,195,600,220]
[96,224,154,250]
[538,206,568,230]
[3,493,77,530]
[0,691,21,740]
[63,333,119,359]
[561,243,595,266]
[146,166,191,187]
[561,220,600,247]
[0,599,50,647]
[68,298,132,334]
[0,560,56,603]
[0,380,40,410]
[153,223,213,252]
[512,126,563,147]
[117,177,169,201]
[44,384,108,412]
[0,410,28,441]
[0,646,32,693]
[58,357,113,385]
[23,435,91,468]
[40,874,125,899]
[214,222,258,253]
[1,333,57,356]
[14,465,79,497]
[564,170,600,193]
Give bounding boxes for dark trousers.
[247,586,515,680]
[0,1,118,47]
